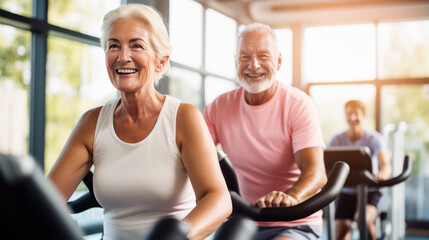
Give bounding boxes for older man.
[203,23,327,240]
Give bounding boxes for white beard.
[239,76,276,94]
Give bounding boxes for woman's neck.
[118,89,164,122]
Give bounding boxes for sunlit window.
[0,0,32,17]
[46,36,116,173]
[304,24,376,82]
[378,20,429,79]
[307,19,429,227]
[205,9,237,79]
[381,85,429,221]
[0,25,31,156]
[48,0,121,37]
[169,0,203,68]
[274,28,293,85]
[169,67,202,108]
[169,3,238,108]
[205,76,237,105]
[310,85,376,143]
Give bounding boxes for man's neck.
[244,81,278,106]
[347,127,365,142]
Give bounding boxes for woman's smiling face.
[105,18,161,93]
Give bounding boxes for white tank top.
[92,96,196,240]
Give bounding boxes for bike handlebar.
[218,152,350,222]
[360,155,412,187]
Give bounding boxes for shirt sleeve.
[203,102,219,145]
[328,135,340,147]
[369,131,387,156]
[290,94,326,153]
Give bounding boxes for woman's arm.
[47,107,101,202]
[176,103,232,240]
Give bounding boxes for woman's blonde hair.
[100,4,172,85]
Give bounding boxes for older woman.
[48,4,231,240]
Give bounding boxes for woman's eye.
[132,44,143,49]
[108,44,119,49]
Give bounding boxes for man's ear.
[277,52,282,71]
[155,56,170,73]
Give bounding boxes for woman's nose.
[118,47,131,62]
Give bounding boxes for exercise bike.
[68,150,349,239]
[0,153,258,240]
[0,153,84,240]
[324,146,412,240]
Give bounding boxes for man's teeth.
[247,74,263,77]
[117,69,137,74]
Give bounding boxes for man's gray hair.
[237,23,279,54]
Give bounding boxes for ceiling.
[195,0,429,28]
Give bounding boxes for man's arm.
[374,152,391,180]
[255,147,327,208]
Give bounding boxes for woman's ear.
[155,56,169,72]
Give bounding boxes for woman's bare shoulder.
[177,103,203,125]
[79,106,103,126]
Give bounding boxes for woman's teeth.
[116,69,137,74]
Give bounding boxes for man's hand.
[375,152,391,181]
[373,171,389,181]
[255,191,299,208]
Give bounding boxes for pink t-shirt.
[203,82,325,227]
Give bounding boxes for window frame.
[168,0,238,111]
[1,3,101,168]
[305,21,429,131]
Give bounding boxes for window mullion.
[29,0,48,169]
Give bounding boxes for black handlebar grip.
[361,156,412,187]
[213,216,257,240]
[231,161,350,221]
[143,217,188,240]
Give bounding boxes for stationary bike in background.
[324,146,412,240]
